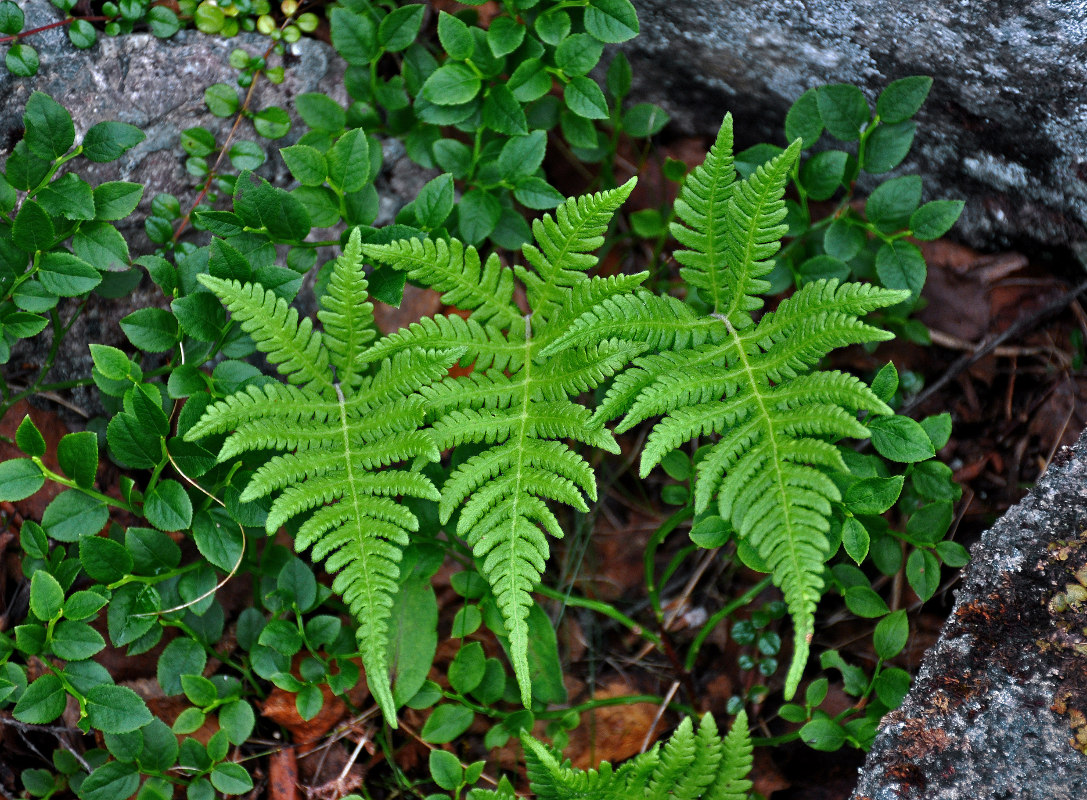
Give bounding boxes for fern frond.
[543,291,718,356]
[706,711,754,800]
[358,237,520,328]
[645,716,701,800]
[518,178,636,318]
[317,227,376,390]
[572,123,908,700]
[215,400,425,461]
[531,340,647,401]
[361,182,641,707]
[519,712,752,799]
[554,271,651,332]
[671,113,737,313]
[186,228,449,727]
[197,274,334,394]
[719,140,802,328]
[185,382,322,440]
[523,737,626,800]
[361,314,524,372]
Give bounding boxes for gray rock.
[851,428,1087,799]
[0,3,433,420]
[625,0,1087,251]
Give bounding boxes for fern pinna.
[514,711,753,800]
[185,229,460,725]
[546,116,909,698]
[358,179,646,705]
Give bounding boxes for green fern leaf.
[554,122,909,699]
[519,712,752,799]
[705,711,753,800]
[362,180,637,705]
[359,236,520,328]
[187,229,457,726]
[671,113,737,313]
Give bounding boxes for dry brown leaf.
[562,679,662,770]
[261,684,346,750]
[268,747,300,800]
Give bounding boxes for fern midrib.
[722,167,783,326]
[718,316,808,616]
[700,167,730,315]
[505,313,535,704]
[334,382,392,717]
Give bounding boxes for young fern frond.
[549,120,909,699]
[185,229,459,727]
[360,179,640,706]
[517,712,752,799]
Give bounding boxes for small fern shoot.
[358,180,645,705]
[185,229,460,725]
[545,116,910,699]
[516,711,753,799]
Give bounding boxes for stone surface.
[0,3,432,419]
[851,429,1087,799]
[625,0,1087,251]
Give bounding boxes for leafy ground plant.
[0,4,976,796]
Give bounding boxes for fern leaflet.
[186,229,459,725]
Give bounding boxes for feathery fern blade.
[705,711,753,800]
[185,382,320,441]
[317,227,376,390]
[720,140,802,328]
[532,340,647,400]
[191,267,453,727]
[646,717,699,800]
[362,314,524,372]
[542,291,715,357]
[359,237,519,328]
[671,113,737,313]
[198,274,335,395]
[520,178,636,301]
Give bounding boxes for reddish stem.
[0,16,109,45]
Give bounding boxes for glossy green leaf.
[0,458,44,501]
[909,200,964,240]
[421,704,475,743]
[93,181,144,221]
[876,76,932,124]
[15,414,45,457]
[143,480,193,532]
[421,63,481,106]
[30,571,64,621]
[41,490,108,543]
[564,76,609,120]
[785,88,824,148]
[24,91,74,161]
[86,684,153,733]
[868,415,935,463]
[584,0,639,43]
[13,674,66,724]
[82,121,145,163]
[12,200,54,253]
[80,534,132,583]
[816,84,869,141]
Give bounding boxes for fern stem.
[644,504,694,623]
[684,575,774,671]
[537,693,694,720]
[535,585,662,648]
